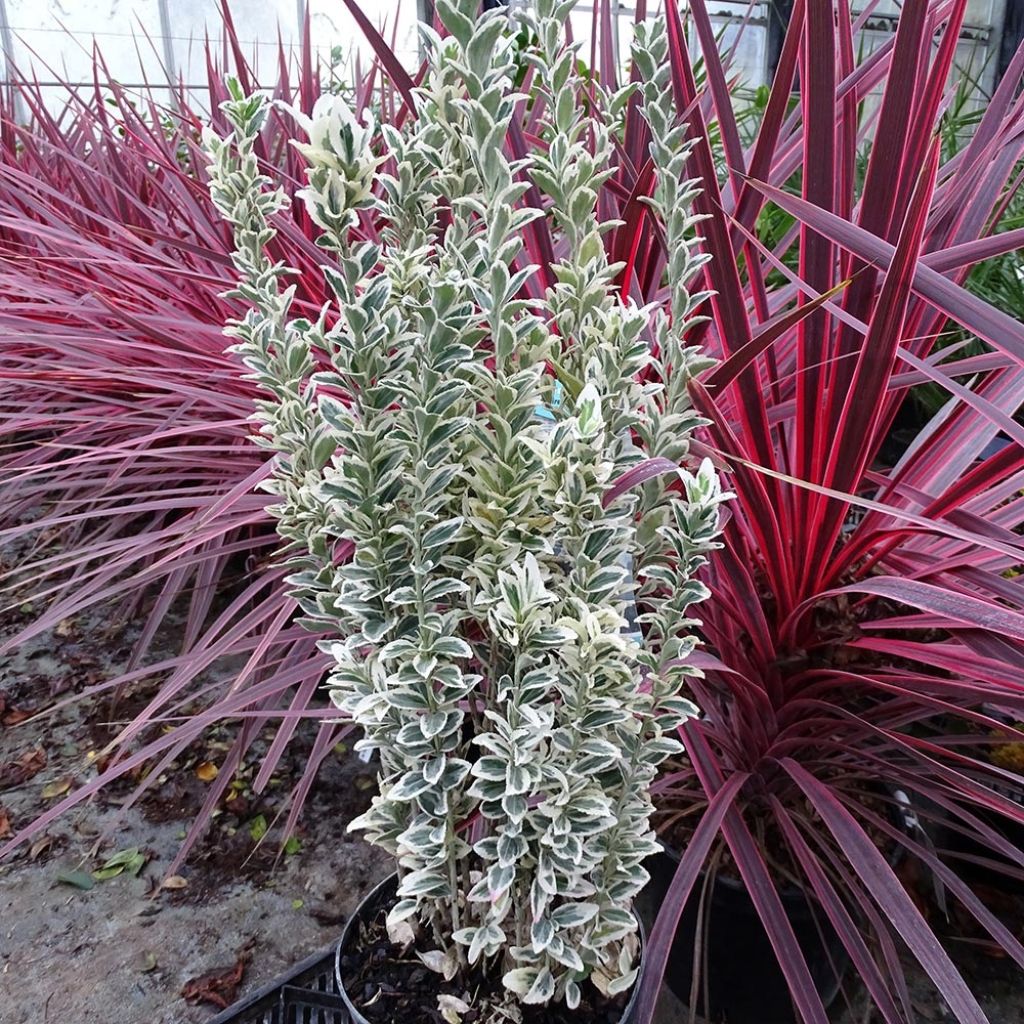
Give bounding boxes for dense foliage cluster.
[204,0,724,1014]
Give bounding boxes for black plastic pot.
[643,850,846,1024]
[335,873,646,1024]
[206,941,349,1024]
[940,784,1024,892]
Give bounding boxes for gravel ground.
[0,804,385,1024]
[0,582,388,1024]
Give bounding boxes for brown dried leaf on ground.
[1,707,30,726]
[0,803,11,838]
[0,692,31,726]
[181,947,252,1009]
[28,834,53,860]
[0,747,46,790]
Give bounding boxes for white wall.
[0,0,422,113]
[0,0,1009,118]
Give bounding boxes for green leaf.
[421,517,464,550]
[552,901,600,928]
[547,356,583,400]
[432,636,472,659]
[99,846,142,868]
[56,869,95,891]
[249,815,268,842]
[91,847,148,882]
[92,865,125,881]
[283,836,302,856]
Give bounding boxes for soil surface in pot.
[340,892,632,1024]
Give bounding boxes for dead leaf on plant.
[438,994,472,1024]
[181,949,251,1009]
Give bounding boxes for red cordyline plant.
[607,2,1024,1022]
[0,2,417,862]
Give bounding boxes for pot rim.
[654,784,917,897]
[334,871,647,1024]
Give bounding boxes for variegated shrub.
[204,0,727,1018]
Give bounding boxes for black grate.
[206,943,350,1024]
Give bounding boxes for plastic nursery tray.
[206,942,350,1024]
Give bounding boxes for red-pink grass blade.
[771,799,905,1024]
[745,176,1024,366]
[811,139,942,583]
[804,577,1024,642]
[688,726,831,1024]
[339,0,419,114]
[703,440,1024,562]
[603,457,680,508]
[923,225,1024,273]
[703,279,851,393]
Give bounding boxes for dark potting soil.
[339,897,632,1024]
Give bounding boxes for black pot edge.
[335,871,647,1024]
[652,840,821,905]
[644,846,849,1021]
[653,783,917,883]
[205,940,339,1024]
[646,789,919,1021]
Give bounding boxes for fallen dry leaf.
[1,707,30,727]
[0,747,46,790]
[54,618,74,637]
[438,994,472,1024]
[29,835,53,860]
[161,874,188,890]
[41,778,72,800]
[0,804,10,839]
[181,950,251,1009]
[195,761,218,783]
